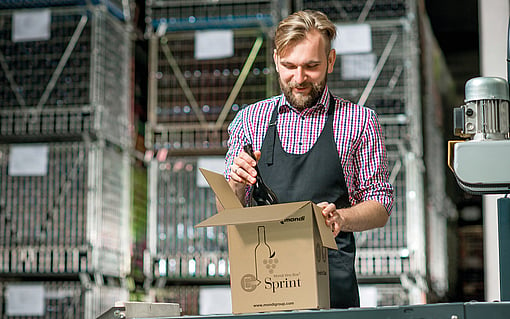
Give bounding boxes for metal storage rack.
[0,6,132,148]
[0,277,129,319]
[296,0,410,22]
[147,157,229,283]
[145,0,288,31]
[0,0,132,21]
[0,140,131,278]
[354,142,410,279]
[328,19,416,115]
[143,3,284,284]
[0,3,134,318]
[150,285,201,315]
[146,26,278,153]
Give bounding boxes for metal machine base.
[98,302,510,319]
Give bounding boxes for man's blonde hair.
[274,10,337,56]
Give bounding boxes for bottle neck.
[257,226,266,243]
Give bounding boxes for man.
[222,10,393,308]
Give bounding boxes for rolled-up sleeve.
[224,110,249,180]
[351,111,394,214]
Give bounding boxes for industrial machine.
[448,20,510,302]
[448,76,510,194]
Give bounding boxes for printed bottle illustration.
[240,225,278,292]
[254,226,278,280]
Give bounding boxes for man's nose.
[294,67,307,84]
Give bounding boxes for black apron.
[257,96,360,309]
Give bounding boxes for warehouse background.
[0,0,495,317]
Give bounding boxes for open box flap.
[199,168,243,209]
[312,203,338,250]
[198,168,336,250]
[195,201,311,228]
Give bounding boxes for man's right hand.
[217,148,262,211]
[229,149,261,186]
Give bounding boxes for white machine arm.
[448,77,510,194]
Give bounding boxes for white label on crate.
[12,9,51,42]
[359,285,378,308]
[341,53,376,80]
[199,286,232,315]
[8,144,49,176]
[6,284,45,316]
[197,157,225,188]
[195,30,234,60]
[333,24,372,54]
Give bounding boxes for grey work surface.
[99,302,510,319]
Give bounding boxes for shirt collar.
[278,85,331,114]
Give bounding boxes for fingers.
[229,164,243,183]
[319,202,341,237]
[317,202,328,209]
[230,149,258,184]
[320,202,337,218]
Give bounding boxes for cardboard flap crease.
[197,168,337,250]
[199,167,243,209]
[312,203,338,249]
[195,201,310,227]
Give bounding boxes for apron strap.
[264,104,280,166]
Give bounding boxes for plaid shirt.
[225,86,394,213]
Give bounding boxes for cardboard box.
[195,169,337,314]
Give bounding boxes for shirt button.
[298,142,303,145]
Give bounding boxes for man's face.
[274,30,336,110]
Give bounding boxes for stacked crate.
[144,0,288,314]
[0,278,129,319]
[0,142,131,276]
[145,0,285,32]
[0,0,132,21]
[0,1,132,317]
[145,0,287,153]
[0,6,131,145]
[295,0,451,305]
[148,157,229,281]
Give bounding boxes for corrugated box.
[195,168,337,314]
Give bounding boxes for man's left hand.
[318,200,389,235]
[317,202,343,237]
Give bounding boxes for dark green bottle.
[243,144,279,206]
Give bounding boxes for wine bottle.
[254,226,276,280]
[243,144,278,206]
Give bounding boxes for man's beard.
[279,75,327,110]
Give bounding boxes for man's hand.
[317,202,343,237]
[227,148,261,205]
[229,149,260,185]
[317,200,389,236]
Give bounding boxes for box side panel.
[228,209,324,314]
[313,216,331,309]
[225,224,246,307]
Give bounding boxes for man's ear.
[327,49,336,73]
[273,49,279,73]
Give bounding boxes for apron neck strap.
[263,94,335,166]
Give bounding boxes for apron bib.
[257,97,360,308]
